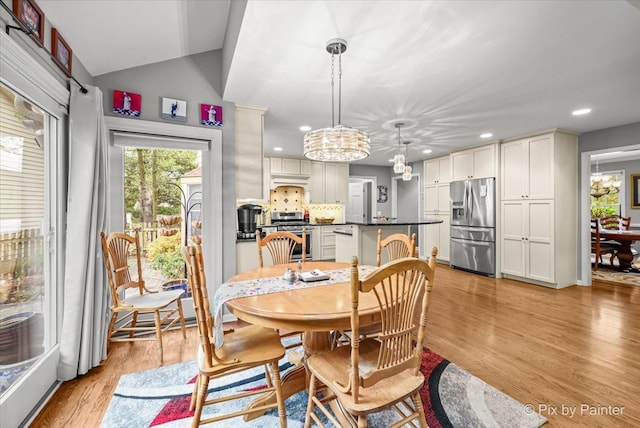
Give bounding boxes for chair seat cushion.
[123,289,183,309]
[307,338,424,415]
[599,240,622,248]
[198,325,284,373]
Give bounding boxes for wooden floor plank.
[29,264,640,427]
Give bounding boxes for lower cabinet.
[311,226,337,260]
[501,200,554,284]
[422,213,449,261]
[236,240,260,273]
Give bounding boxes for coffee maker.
[237,204,262,239]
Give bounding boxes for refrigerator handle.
[466,181,472,224]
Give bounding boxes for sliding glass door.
[0,83,59,427]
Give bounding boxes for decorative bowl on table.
[315,217,335,224]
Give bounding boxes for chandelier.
[303,39,370,162]
[590,175,621,198]
[402,141,413,181]
[590,157,622,198]
[393,122,406,173]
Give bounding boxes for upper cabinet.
[450,143,497,181]
[235,105,267,200]
[270,157,310,176]
[501,134,557,201]
[423,156,450,184]
[308,161,349,204]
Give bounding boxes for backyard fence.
[0,228,43,280]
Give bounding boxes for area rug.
[102,347,546,428]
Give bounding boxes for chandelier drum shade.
[303,38,370,162]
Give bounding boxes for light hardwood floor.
[30,265,640,427]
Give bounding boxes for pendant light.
[393,122,405,173]
[402,141,413,181]
[303,39,370,162]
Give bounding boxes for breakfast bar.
[334,217,443,265]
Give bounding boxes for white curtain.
[58,83,110,380]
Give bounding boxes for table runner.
[214,266,376,348]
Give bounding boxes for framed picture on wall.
[13,0,45,45]
[161,97,187,122]
[113,90,141,117]
[51,28,72,77]
[632,174,640,209]
[200,103,223,127]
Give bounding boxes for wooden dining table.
[599,229,640,271]
[222,261,381,421]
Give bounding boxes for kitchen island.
[334,218,443,265]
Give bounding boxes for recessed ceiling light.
[388,159,395,162]
[480,133,493,139]
[274,147,283,151]
[422,149,433,154]
[572,108,592,116]
[299,125,311,132]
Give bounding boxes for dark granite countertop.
[345,217,443,226]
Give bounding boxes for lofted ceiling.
[38,1,640,166]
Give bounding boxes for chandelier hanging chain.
[338,45,342,125]
[330,50,335,128]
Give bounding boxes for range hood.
[270,173,309,189]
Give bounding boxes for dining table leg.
[616,242,635,271]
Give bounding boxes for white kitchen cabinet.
[501,135,554,201]
[501,200,554,282]
[423,183,449,261]
[236,240,261,274]
[313,226,336,260]
[450,144,496,181]
[423,156,450,184]
[269,157,311,176]
[500,131,578,288]
[308,161,349,204]
[422,213,449,261]
[235,106,266,199]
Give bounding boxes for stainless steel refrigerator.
[450,177,496,276]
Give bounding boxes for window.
[590,170,624,217]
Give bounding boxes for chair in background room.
[376,229,417,267]
[257,229,306,266]
[590,219,619,270]
[182,243,287,427]
[100,230,186,365]
[600,214,630,231]
[257,229,306,348]
[305,253,438,428]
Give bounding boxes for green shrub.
[147,234,184,278]
[147,234,181,262]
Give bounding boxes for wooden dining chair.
[590,219,619,270]
[600,214,628,231]
[305,252,438,428]
[182,243,287,427]
[331,230,419,347]
[100,230,186,365]
[376,229,417,267]
[257,229,306,267]
[257,229,306,348]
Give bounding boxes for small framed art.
[632,174,640,209]
[200,104,223,127]
[13,0,45,45]
[51,28,72,77]
[113,90,141,117]
[162,97,187,122]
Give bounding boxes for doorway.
[106,117,223,318]
[347,176,377,223]
[392,173,421,244]
[580,145,640,285]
